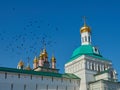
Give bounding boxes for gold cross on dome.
[83,16,87,26]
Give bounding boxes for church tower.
[80,17,91,45]
[51,54,56,69]
[65,18,115,90]
[33,56,39,69]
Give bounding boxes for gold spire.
[80,16,91,33]
[33,56,38,63]
[18,60,24,67]
[51,53,56,62]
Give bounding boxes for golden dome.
[42,49,48,58]
[51,55,56,62]
[18,60,24,67]
[39,53,43,60]
[80,25,91,33]
[80,16,91,33]
[33,56,38,63]
[25,65,31,70]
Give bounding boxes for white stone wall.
[0,71,80,90]
[65,56,89,90]
[89,80,120,90]
[89,80,102,90]
[65,55,113,90]
[95,73,109,81]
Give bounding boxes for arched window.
[98,65,100,72]
[92,63,94,70]
[88,36,90,42]
[110,71,114,79]
[90,62,92,70]
[85,36,87,42]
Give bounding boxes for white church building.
[0,20,120,90]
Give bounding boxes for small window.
[56,86,58,90]
[98,65,100,72]
[110,71,114,79]
[66,86,67,90]
[41,76,43,80]
[85,36,87,42]
[92,63,94,70]
[36,84,38,90]
[88,36,90,42]
[46,85,48,90]
[18,74,20,78]
[61,78,63,82]
[93,47,99,54]
[30,75,32,80]
[24,84,26,90]
[52,77,53,82]
[11,84,13,90]
[5,73,7,79]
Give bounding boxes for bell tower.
[80,17,91,45]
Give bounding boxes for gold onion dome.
[51,55,56,62]
[39,53,43,60]
[25,65,31,70]
[80,17,91,33]
[42,49,48,58]
[33,56,38,63]
[80,24,91,33]
[18,60,24,67]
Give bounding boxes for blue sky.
[0,0,120,80]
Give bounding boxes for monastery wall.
[0,71,80,90]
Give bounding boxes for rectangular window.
[24,84,26,90]
[36,84,38,90]
[61,78,63,82]
[46,85,48,90]
[66,86,67,90]
[30,75,32,80]
[5,73,7,79]
[11,84,13,90]
[85,36,87,42]
[52,77,53,82]
[18,74,20,78]
[56,85,58,90]
[41,76,43,80]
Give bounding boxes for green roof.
[0,67,80,79]
[68,45,109,63]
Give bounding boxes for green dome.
[72,45,100,57]
[66,45,109,63]
[69,45,106,62]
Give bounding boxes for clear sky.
[0,0,120,80]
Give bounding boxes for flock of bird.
[0,15,59,63]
